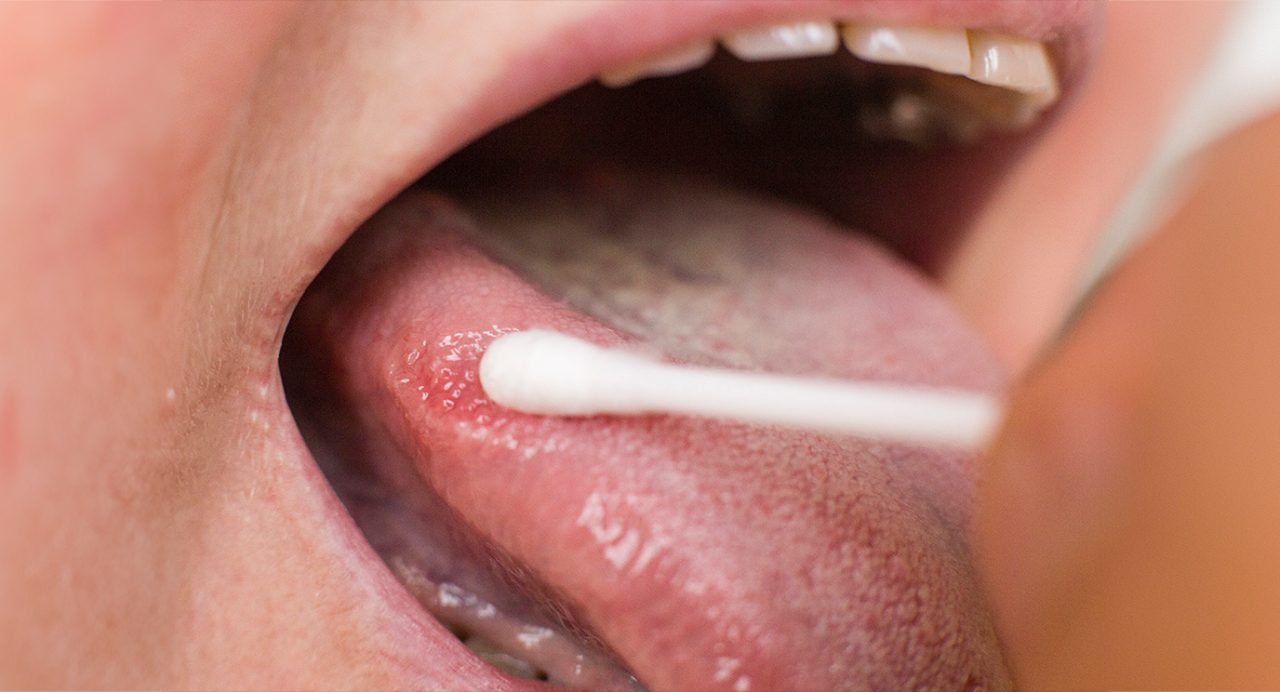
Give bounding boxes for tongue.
[294,172,1010,690]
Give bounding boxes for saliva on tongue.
[288,167,1012,690]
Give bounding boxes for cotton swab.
[479,329,1003,450]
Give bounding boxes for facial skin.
[2,1,1270,687]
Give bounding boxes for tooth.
[599,39,715,88]
[722,20,839,61]
[843,23,971,75]
[966,31,1058,101]
[463,635,544,680]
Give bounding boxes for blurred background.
[1087,0,1280,288]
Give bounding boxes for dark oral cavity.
[425,43,1061,276]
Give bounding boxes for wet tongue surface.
[290,171,1010,690]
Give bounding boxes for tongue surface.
[295,173,1010,690]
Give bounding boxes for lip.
[277,1,1105,688]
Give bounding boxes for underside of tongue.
[285,171,1010,690]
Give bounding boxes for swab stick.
[479,329,1002,450]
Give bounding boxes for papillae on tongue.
[295,171,1011,690]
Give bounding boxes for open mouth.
[280,3,1100,689]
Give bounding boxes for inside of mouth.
[282,40,1054,689]
[424,46,1053,272]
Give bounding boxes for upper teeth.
[599,39,717,88]
[722,20,841,61]
[843,24,972,76]
[966,30,1057,101]
[599,19,1057,112]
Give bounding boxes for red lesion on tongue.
[299,185,1012,690]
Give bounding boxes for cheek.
[0,3,304,685]
[3,3,298,348]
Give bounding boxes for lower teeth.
[389,557,644,689]
[324,454,643,690]
[461,633,549,681]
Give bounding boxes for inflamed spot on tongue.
[479,328,1004,450]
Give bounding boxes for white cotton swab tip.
[479,329,1003,450]
[479,329,659,416]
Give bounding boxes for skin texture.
[977,112,1280,687]
[0,1,1262,687]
